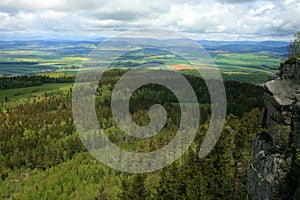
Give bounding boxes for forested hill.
[0,69,265,199]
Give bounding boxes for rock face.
[247,58,300,200]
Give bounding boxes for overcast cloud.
[0,0,299,40]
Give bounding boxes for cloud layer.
[0,0,299,40]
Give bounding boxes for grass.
[212,52,281,72]
[0,83,73,105]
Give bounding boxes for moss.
[296,151,300,162]
[280,159,290,172]
[275,125,291,148]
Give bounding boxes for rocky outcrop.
[247,58,300,200]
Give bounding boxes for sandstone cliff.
[247,58,300,200]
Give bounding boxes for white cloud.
[0,0,299,40]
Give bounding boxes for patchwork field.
[0,39,288,83]
[167,64,194,70]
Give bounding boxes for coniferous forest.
[1,0,299,198]
[0,69,265,199]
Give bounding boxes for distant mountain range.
[197,40,289,56]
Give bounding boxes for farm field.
[0,39,288,83]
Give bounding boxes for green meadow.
[0,83,73,106]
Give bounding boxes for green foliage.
[0,69,264,199]
[296,151,300,162]
[0,74,74,90]
[143,173,161,199]
[221,72,269,84]
[0,83,72,106]
[288,31,300,62]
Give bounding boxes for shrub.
[288,31,300,62]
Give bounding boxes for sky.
[0,0,299,41]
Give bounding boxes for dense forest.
[0,69,264,199]
[0,75,75,90]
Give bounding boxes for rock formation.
[247,58,300,200]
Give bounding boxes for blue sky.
[0,0,299,41]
